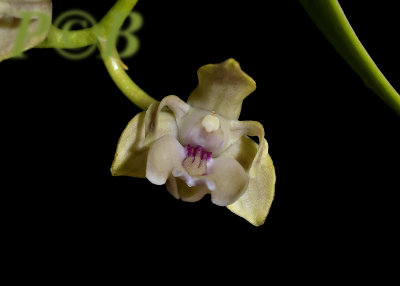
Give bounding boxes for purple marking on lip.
[194,145,202,154]
[184,144,213,167]
[185,144,193,156]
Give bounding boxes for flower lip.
[182,145,212,177]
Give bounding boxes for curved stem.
[38,26,96,49]
[299,0,400,116]
[97,0,139,35]
[38,0,156,110]
[99,41,157,110]
[97,0,156,110]
[38,0,139,49]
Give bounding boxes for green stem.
[299,0,400,116]
[38,26,96,49]
[38,0,156,110]
[97,0,156,109]
[99,42,158,110]
[39,0,139,49]
[97,0,139,35]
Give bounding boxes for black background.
[1,0,399,279]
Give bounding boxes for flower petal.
[146,135,185,185]
[206,156,249,206]
[167,177,209,202]
[171,168,215,190]
[146,95,190,137]
[226,137,276,226]
[111,105,178,178]
[165,155,247,205]
[230,120,268,174]
[157,95,191,120]
[222,136,258,171]
[187,58,256,120]
[179,184,209,203]
[165,176,180,199]
[145,94,191,144]
[0,0,52,62]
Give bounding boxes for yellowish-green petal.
[187,58,256,120]
[111,106,178,178]
[226,137,276,226]
[230,120,268,173]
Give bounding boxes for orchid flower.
[111,59,276,226]
[0,0,52,62]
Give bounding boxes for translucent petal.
[166,172,208,202]
[187,58,256,120]
[0,0,51,18]
[0,0,52,62]
[165,176,180,199]
[222,136,259,171]
[145,94,191,144]
[157,95,191,120]
[174,178,209,203]
[230,120,268,175]
[111,107,178,178]
[227,138,276,226]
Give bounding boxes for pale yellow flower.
[112,59,276,226]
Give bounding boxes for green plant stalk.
[40,0,139,49]
[38,26,96,49]
[299,0,400,116]
[38,0,156,110]
[97,0,138,36]
[99,43,157,110]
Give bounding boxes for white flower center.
[178,109,229,156]
[201,113,220,133]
